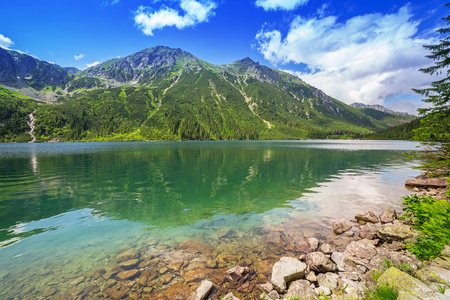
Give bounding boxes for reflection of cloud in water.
[30,151,38,174]
[291,169,418,221]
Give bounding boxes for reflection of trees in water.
[0,143,406,243]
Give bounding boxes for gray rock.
[307,237,319,252]
[377,223,415,242]
[270,257,307,292]
[355,211,379,223]
[415,266,450,286]
[319,243,336,254]
[378,267,448,300]
[379,206,397,223]
[190,280,214,300]
[306,252,337,273]
[223,293,240,300]
[315,286,331,296]
[331,252,358,273]
[343,239,377,268]
[305,270,317,282]
[267,290,280,299]
[359,223,379,240]
[317,272,339,291]
[257,282,273,293]
[284,280,317,300]
[333,219,352,234]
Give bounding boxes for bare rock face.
[355,211,379,223]
[333,219,353,234]
[358,223,379,240]
[270,257,307,292]
[379,206,397,224]
[376,222,415,242]
[284,280,318,300]
[306,252,337,273]
[343,239,377,268]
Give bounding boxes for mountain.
[350,102,413,116]
[0,46,416,142]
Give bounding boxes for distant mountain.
[350,102,413,116]
[0,46,417,142]
[63,67,80,75]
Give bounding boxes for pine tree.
[412,3,450,175]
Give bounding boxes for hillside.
[0,46,415,142]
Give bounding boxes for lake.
[0,140,421,299]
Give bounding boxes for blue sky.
[0,0,447,114]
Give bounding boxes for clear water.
[0,140,421,298]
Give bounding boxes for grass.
[364,284,399,300]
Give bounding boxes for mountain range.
[0,46,415,142]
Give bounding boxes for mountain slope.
[0,46,416,142]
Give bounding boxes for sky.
[0,0,447,115]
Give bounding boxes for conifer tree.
[413,3,450,175]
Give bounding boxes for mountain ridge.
[0,45,416,142]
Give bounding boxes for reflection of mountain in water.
[0,141,408,243]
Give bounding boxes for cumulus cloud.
[0,33,14,49]
[256,6,437,105]
[385,99,428,116]
[134,0,217,36]
[86,61,101,68]
[74,53,85,60]
[255,0,308,11]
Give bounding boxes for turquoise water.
[0,140,421,298]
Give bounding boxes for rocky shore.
[5,175,449,300]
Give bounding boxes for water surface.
[0,140,421,298]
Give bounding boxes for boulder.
[319,243,336,254]
[307,237,319,252]
[284,280,317,300]
[333,219,352,234]
[377,223,415,242]
[415,266,450,286]
[405,177,448,189]
[188,280,214,300]
[306,252,337,273]
[355,211,379,223]
[223,293,240,300]
[270,257,307,292]
[343,239,377,268]
[431,256,450,270]
[378,267,448,300]
[119,258,139,270]
[317,272,340,291]
[379,206,397,223]
[358,223,379,240]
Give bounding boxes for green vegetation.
[0,86,38,142]
[363,118,421,140]
[400,195,450,260]
[412,4,450,176]
[364,284,399,300]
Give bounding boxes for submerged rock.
[116,269,140,281]
[271,257,307,292]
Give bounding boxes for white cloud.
[134,0,216,36]
[255,0,308,11]
[256,6,438,106]
[86,61,101,68]
[385,99,429,116]
[0,33,14,49]
[74,53,85,60]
